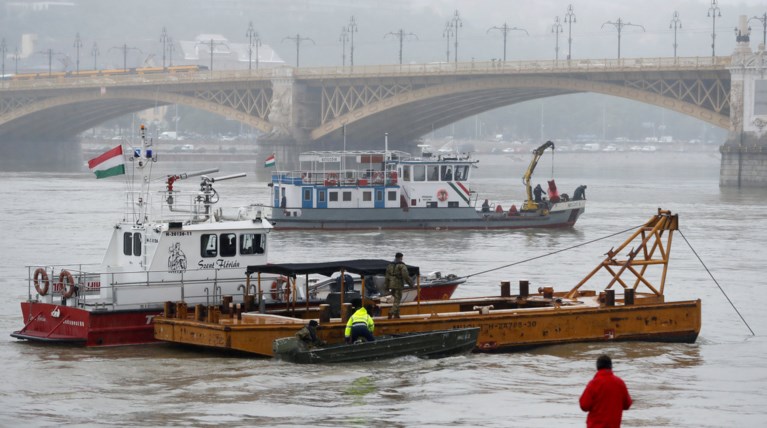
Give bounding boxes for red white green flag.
[87,145,125,179]
[264,153,276,168]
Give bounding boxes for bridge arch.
[311,75,730,143]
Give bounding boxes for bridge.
[0,52,764,185]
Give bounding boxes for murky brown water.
[1,151,765,427]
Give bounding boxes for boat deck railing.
[120,190,260,223]
[272,169,400,187]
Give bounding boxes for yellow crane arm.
[522,140,555,211]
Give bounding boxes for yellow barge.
[154,209,701,357]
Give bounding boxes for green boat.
[273,327,479,364]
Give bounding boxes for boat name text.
[165,231,192,236]
[198,259,241,269]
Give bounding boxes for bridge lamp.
[564,4,576,61]
[669,11,682,59]
[748,13,767,48]
[707,0,721,58]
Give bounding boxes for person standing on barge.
[385,252,413,319]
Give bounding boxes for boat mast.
[134,124,156,224]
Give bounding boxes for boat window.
[201,234,217,257]
[427,165,439,181]
[454,165,468,181]
[220,233,237,257]
[318,190,326,203]
[448,201,459,208]
[441,166,453,181]
[342,191,352,202]
[426,201,438,208]
[387,190,397,201]
[303,189,311,201]
[362,191,372,202]
[123,232,132,255]
[329,191,338,202]
[240,233,265,255]
[402,166,411,182]
[376,190,384,201]
[413,165,425,181]
[133,233,142,256]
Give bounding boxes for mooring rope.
[463,224,642,279]
[679,230,756,336]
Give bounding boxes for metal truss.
[624,77,730,115]
[188,87,271,119]
[320,82,417,123]
[0,96,38,116]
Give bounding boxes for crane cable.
[679,230,755,336]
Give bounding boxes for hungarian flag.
[87,145,125,179]
[264,153,276,168]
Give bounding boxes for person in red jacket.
[579,355,632,427]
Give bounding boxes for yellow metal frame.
[566,208,678,299]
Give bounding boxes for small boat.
[306,269,464,303]
[266,140,586,230]
[12,126,275,347]
[273,327,480,364]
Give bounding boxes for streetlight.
[0,38,6,80]
[110,44,142,72]
[749,13,767,48]
[450,10,462,64]
[73,33,83,74]
[564,4,576,60]
[339,26,349,66]
[167,37,175,67]
[669,11,682,59]
[160,27,169,68]
[487,23,528,62]
[348,16,358,68]
[91,42,99,70]
[442,21,453,63]
[385,29,418,65]
[282,34,314,67]
[708,0,721,57]
[13,46,20,74]
[601,18,645,59]
[552,17,563,62]
[246,21,261,72]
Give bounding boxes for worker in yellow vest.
[345,298,375,343]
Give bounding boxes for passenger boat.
[272,327,480,364]
[11,126,275,347]
[267,140,586,230]
[154,209,701,357]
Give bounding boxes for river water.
[1,150,765,427]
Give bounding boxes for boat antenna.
[679,230,755,336]
[384,132,389,161]
[342,124,347,171]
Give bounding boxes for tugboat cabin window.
[240,233,266,255]
[343,191,352,202]
[427,165,440,181]
[426,201,438,208]
[388,191,397,201]
[303,189,311,201]
[329,191,339,202]
[413,165,426,181]
[362,191,372,202]
[402,166,411,182]
[220,233,237,257]
[441,166,453,181]
[454,165,468,181]
[123,232,142,256]
[201,234,218,257]
[448,201,459,208]
[318,191,326,203]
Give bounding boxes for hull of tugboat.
[270,201,585,231]
[12,301,162,346]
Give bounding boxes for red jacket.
[579,369,632,428]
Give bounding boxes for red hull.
[12,302,162,346]
[416,283,460,300]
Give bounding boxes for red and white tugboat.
[12,126,274,346]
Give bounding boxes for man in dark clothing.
[574,185,587,201]
[579,355,632,428]
[385,252,414,319]
[533,184,546,203]
[294,320,325,349]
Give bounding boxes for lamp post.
[13,46,20,74]
[348,16,358,69]
[708,0,721,57]
[339,26,349,66]
[167,37,175,66]
[282,34,314,67]
[73,33,82,74]
[160,27,169,68]
[91,42,99,70]
[487,23,528,62]
[0,39,6,80]
[450,10,462,65]
[552,17,563,62]
[246,21,261,71]
[442,21,453,63]
[385,29,418,65]
[564,4,576,60]
[670,11,682,59]
[601,18,645,59]
[749,13,767,47]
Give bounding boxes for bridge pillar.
[721,19,767,187]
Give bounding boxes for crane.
[521,140,555,211]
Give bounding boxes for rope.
[679,230,755,336]
[463,224,642,279]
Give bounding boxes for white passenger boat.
[12,126,275,346]
[267,141,585,230]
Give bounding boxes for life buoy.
[33,268,50,296]
[270,276,290,301]
[436,189,449,202]
[59,270,76,299]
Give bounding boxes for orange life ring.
[270,276,290,301]
[33,268,50,296]
[436,189,449,202]
[59,270,76,299]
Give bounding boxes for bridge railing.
[0,56,731,91]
